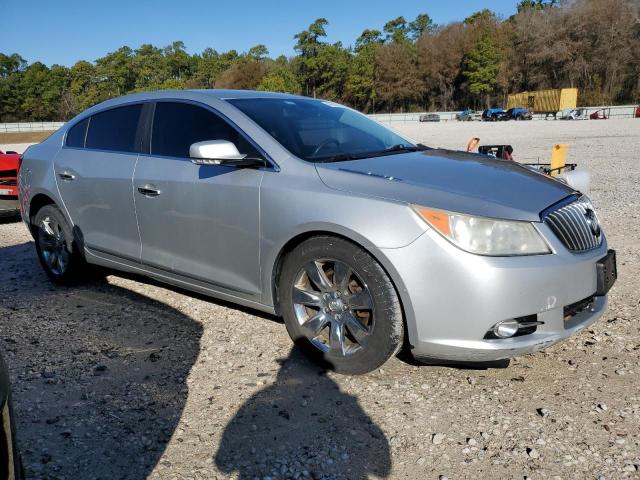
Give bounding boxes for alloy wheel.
[38,215,69,276]
[292,258,374,356]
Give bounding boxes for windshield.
[228,98,416,162]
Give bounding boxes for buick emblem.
[584,208,600,236]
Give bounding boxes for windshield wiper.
[313,144,432,163]
[354,143,431,159]
[314,153,358,163]
[386,144,419,152]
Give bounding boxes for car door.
[133,101,264,296]
[55,104,143,260]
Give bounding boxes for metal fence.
[0,104,636,133]
[0,122,65,133]
[369,104,638,123]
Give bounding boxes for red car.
[0,150,21,217]
[590,109,608,120]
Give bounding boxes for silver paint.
[20,89,610,362]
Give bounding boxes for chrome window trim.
[61,98,279,171]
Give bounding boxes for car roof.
[191,89,305,100]
[69,89,314,122]
[113,89,307,102]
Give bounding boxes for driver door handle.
[137,185,161,197]
[58,171,76,181]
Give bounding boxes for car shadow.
[214,347,392,479]
[0,213,21,225]
[0,241,203,479]
[102,267,282,325]
[397,348,510,370]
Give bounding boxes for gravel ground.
[1,118,639,479]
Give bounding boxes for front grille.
[0,178,17,186]
[543,197,602,252]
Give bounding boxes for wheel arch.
[268,230,414,348]
[27,193,56,234]
[27,194,84,259]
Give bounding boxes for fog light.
[493,319,520,338]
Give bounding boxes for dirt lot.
[0,131,54,145]
[0,119,639,479]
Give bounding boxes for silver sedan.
[19,90,616,374]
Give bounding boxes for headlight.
[412,205,550,256]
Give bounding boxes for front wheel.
[279,236,404,375]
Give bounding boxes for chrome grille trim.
[543,196,602,252]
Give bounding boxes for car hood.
[314,149,575,221]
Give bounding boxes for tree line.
[0,0,638,122]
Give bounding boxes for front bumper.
[381,222,611,362]
[0,196,19,214]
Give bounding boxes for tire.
[33,204,86,284]
[279,236,404,375]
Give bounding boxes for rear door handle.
[58,171,76,181]
[137,185,161,197]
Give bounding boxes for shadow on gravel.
[106,267,281,325]
[214,347,391,479]
[0,213,21,225]
[398,349,510,370]
[0,241,203,479]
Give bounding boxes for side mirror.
[189,140,266,168]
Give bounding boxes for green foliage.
[294,18,330,97]
[516,0,557,12]
[463,32,502,98]
[0,53,26,78]
[0,1,638,121]
[346,30,383,111]
[464,9,497,25]
[248,45,269,60]
[258,57,300,93]
[383,16,409,44]
[409,14,435,40]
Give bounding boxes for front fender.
[258,169,427,308]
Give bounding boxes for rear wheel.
[33,205,86,284]
[280,236,404,375]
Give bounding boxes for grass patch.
[0,131,56,145]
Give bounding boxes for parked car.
[1,351,23,479]
[590,109,609,120]
[455,109,482,122]
[0,150,21,217]
[558,108,588,120]
[20,90,616,374]
[419,113,440,122]
[481,107,505,121]
[495,108,533,121]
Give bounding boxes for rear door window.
[151,102,259,159]
[85,104,143,153]
[66,117,89,148]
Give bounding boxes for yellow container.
[506,88,578,113]
[550,144,567,176]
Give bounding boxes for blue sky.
[2,0,521,66]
